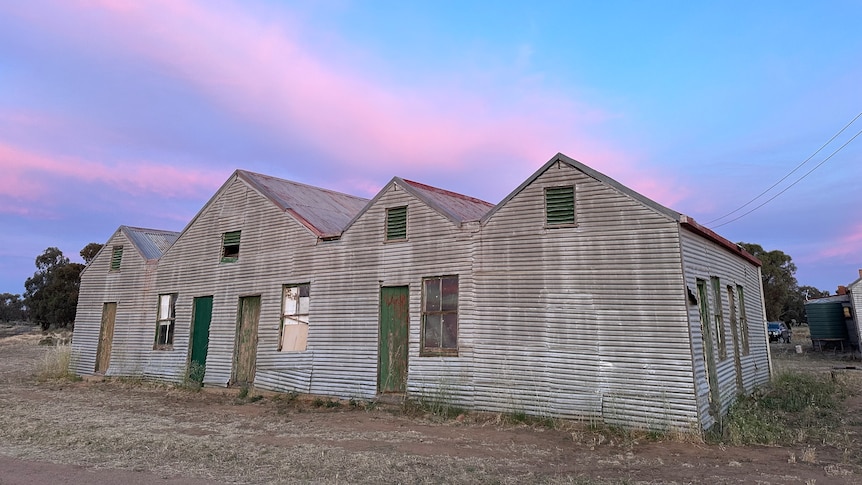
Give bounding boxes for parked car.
[767,321,792,343]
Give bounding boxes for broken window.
[154,293,177,349]
[711,276,727,361]
[279,283,309,351]
[421,275,458,355]
[221,231,241,262]
[545,186,576,226]
[737,285,750,355]
[385,206,407,241]
[110,246,123,271]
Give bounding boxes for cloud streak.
[1,0,684,204]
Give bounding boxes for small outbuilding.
[71,153,770,432]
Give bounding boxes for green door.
[233,295,261,387]
[189,296,213,383]
[379,286,409,393]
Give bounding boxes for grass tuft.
[35,344,79,381]
[709,371,849,446]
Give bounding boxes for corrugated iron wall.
[679,230,769,430]
[74,164,771,431]
[475,163,699,429]
[72,230,158,377]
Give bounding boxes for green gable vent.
[222,231,241,262]
[545,186,575,225]
[386,206,407,241]
[110,246,123,271]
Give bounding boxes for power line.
[713,125,862,229]
[706,111,862,225]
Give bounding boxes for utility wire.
[713,125,862,229]
[706,111,862,225]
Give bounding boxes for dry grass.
[35,343,78,381]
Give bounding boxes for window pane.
[284,287,298,315]
[442,314,458,349]
[298,296,309,315]
[159,295,171,319]
[441,277,458,311]
[424,315,441,348]
[281,322,308,351]
[425,279,440,312]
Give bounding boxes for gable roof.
[480,152,760,267]
[399,178,494,224]
[342,177,494,233]
[238,170,369,238]
[482,153,681,224]
[121,226,180,261]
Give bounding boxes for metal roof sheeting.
[238,170,369,238]
[400,178,494,223]
[122,226,180,261]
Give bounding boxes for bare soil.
[1,324,860,484]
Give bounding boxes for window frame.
[279,283,310,352]
[385,206,408,241]
[544,185,576,227]
[420,275,459,357]
[737,284,750,355]
[221,231,241,263]
[110,245,123,271]
[711,276,727,361]
[154,293,177,350]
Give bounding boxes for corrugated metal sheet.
[238,170,369,238]
[679,229,769,430]
[400,178,494,223]
[476,162,699,430]
[123,226,180,261]
[74,154,770,432]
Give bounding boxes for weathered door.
[232,296,260,387]
[727,286,744,393]
[95,302,117,373]
[379,286,409,393]
[189,296,213,383]
[697,280,720,412]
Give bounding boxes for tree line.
[1,243,102,330]
[0,241,836,330]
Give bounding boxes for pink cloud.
[1,0,683,204]
[814,224,862,260]
[0,141,224,210]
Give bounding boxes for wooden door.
[232,296,260,387]
[95,302,116,373]
[697,280,720,412]
[189,296,213,383]
[379,286,409,393]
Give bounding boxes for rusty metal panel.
[238,170,369,238]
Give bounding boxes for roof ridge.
[401,178,494,207]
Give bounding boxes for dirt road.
[0,327,859,484]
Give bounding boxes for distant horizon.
[1,1,860,295]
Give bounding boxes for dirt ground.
[1,324,860,484]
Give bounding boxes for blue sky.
[0,0,860,296]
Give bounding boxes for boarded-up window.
[110,246,123,271]
[545,186,575,225]
[280,284,309,351]
[155,293,177,349]
[222,231,241,262]
[711,277,727,361]
[737,285,750,355]
[422,275,458,355]
[385,206,407,241]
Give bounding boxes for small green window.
[385,206,407,241]
[110,246,123,271]
[545,186,575,225]
[221,231,241,262]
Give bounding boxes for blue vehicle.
[767,321,792,343]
